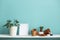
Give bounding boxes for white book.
[19,24,28,36]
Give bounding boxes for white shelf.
[0,34,60,38]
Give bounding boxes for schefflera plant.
[3,19,19,36]
[14,20,19,27]
[3,20,13,28]
[3,19,19,28]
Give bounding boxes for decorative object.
[31,26,52,36]
[31,29,38,36]
[44,28,51,36]
[39,26,45,36]
[10,26,17,36]
[50,33,53,36]
[3,20,19,36]
[19,24,28,36]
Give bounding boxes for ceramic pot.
[10,26,17,36]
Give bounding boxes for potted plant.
[38,26,44,36]
[40,26,43,32]
[3,20,19,36]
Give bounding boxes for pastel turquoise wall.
[0,0,60,34]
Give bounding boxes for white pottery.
[19,24,28,36]
[10,26,17,36]
[39,32,44,34]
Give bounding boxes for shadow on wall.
[0,28,9,34]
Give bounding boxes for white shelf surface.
[0,34,60,38]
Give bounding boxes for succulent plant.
[40,26,44,32]
[40,26,43,29]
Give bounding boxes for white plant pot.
[19,24,28,36]
[39,32,44,34]
[10,26,17,36]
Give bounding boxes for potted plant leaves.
[40,26,43,32]
[3,20,19,36]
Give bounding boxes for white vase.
[39,32,44,34]
[10,26,17,36]
[19,24,28,36]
